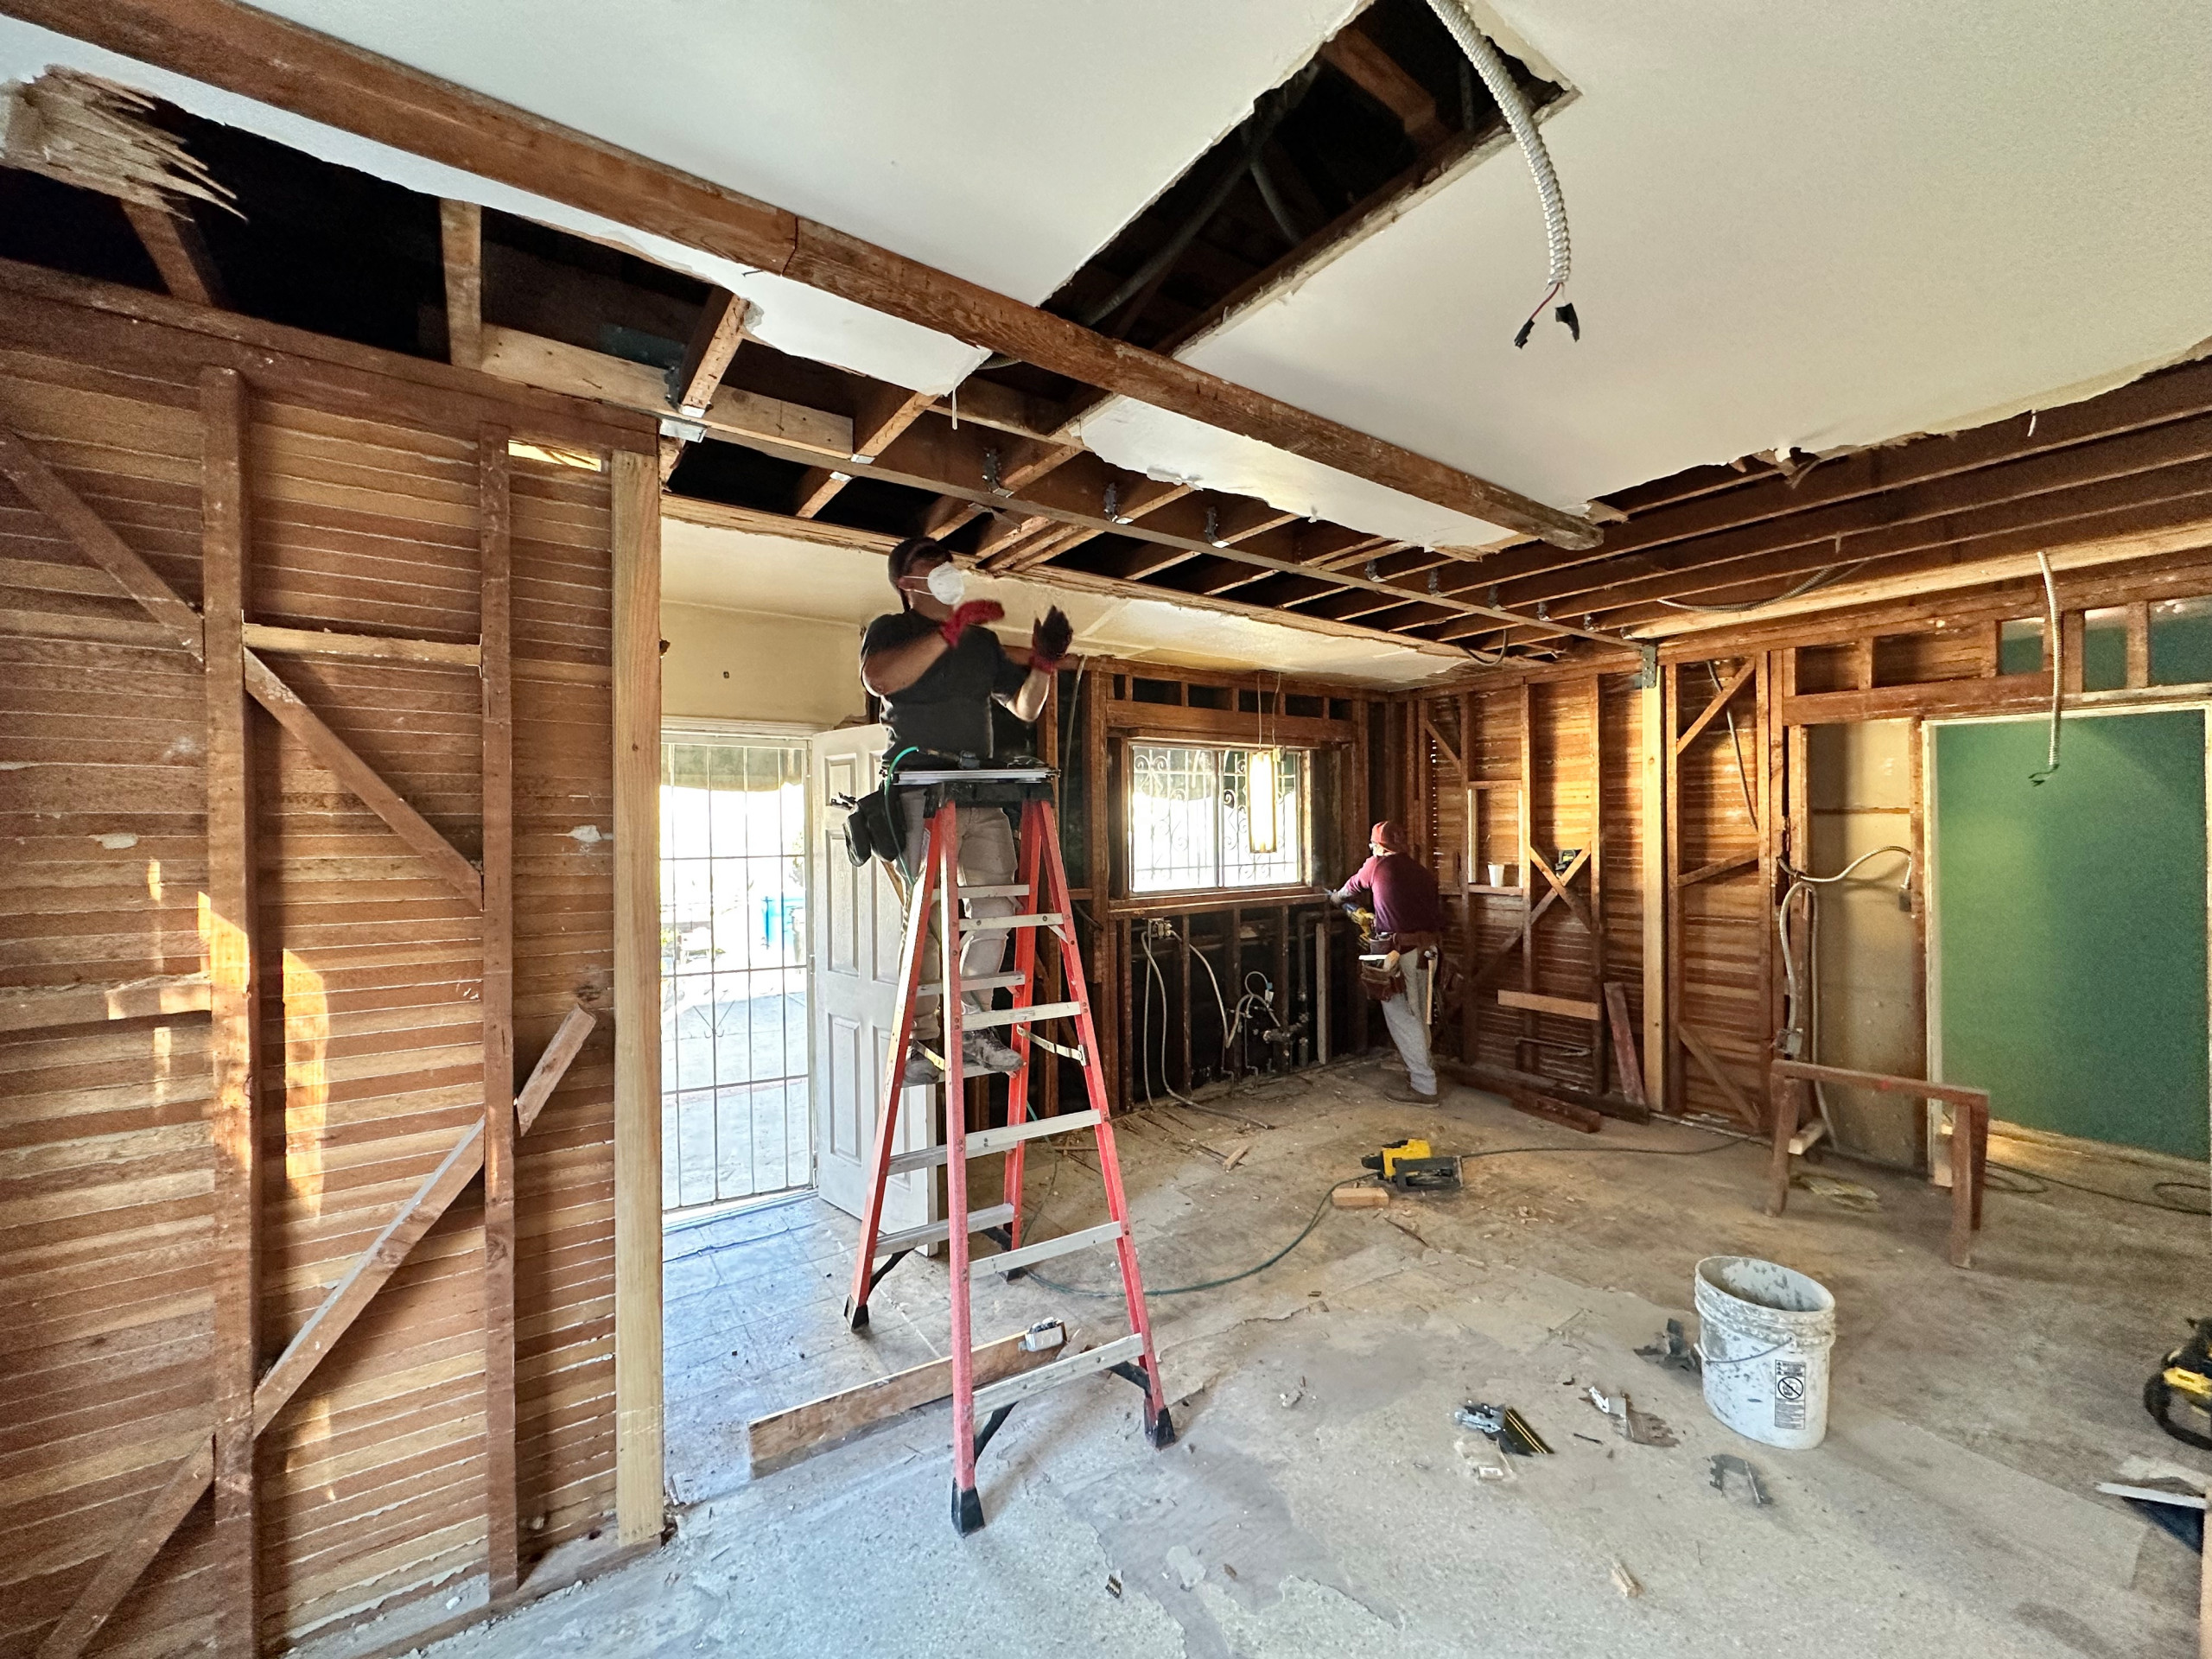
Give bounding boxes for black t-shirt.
[860,610,1030,758]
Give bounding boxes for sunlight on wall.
[283,950,329,1218]
[197,891,251,1166]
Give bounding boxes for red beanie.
[1370,820,1408,853]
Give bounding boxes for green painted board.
[1934,709,2209,1160]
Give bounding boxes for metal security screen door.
[661,733,813,1210]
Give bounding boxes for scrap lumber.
[747,1327,1070,1473]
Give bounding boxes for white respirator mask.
[925,561,967,606]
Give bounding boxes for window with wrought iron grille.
[1128,743,1307,893]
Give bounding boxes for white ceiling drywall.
[10,1,2207,569]
[1107,0,2212,520]
[660,518,1460,688]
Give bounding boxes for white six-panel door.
[810,725,934,1229]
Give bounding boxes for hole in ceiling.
[976,0,1562,408]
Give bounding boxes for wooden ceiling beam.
[671,289,753,414]
[438,199,480,369]
[795,383,938,516]
[1471,359,2212,594]
[663,288,757,479]
[14,0,1599,550]
[721,415,1624,649]
[1495,415,2212,614]
[121,198,224,308]
[998,478,1192,573]
[476,324,854,457]
[1320,27,1448,150]
[1586,479,2212,632]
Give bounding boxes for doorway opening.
[659,731,814,1212]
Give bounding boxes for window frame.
[1122,738,1314,897]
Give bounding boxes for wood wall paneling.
[0,270,637,1658]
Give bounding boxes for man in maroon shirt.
[1332,820,1445,1103]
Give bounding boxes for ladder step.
[915,970,1025,1002]
[957,883,1030,899]
[874,1203,1015,1257]
[963,1000,1082,1031]
[971,1219,1122,1279]
[972,1334,1147,1416]
[959,912,1065,933]
[887,1109,1102,1175]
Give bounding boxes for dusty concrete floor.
[431,1065,2208,1658]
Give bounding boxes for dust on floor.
[415,1066,2209,1658]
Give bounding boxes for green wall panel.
[1935,709,2209,1160]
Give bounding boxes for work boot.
[1381,1080,1439,1104]
[963,1033,1025,1075]
[902,1042,941,1086]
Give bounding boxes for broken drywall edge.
[0,16,984,396]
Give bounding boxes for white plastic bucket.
[1694,1255,1836,1450]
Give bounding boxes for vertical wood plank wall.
[1394,537,2212,1133]
[0,269,654,1658]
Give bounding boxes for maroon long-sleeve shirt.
[1334,850,1444,936]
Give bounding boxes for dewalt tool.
[1361,1137,1461,1192]
[2145,1317,2212,1452]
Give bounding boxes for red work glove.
[1029,606,1073,673]
[938,600,1004,646]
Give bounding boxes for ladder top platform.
[896,766,1054,785]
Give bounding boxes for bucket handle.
[1696,1339,1789,1369]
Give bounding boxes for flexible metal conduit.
[1423,0,1571,303]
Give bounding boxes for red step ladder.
[842,766,1173,1534]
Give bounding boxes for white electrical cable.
[1139,931,1202,1108]
[1423,0,1572,335]
[2031,551,2063,785]
[1775,846,1915,1136]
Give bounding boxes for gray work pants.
[1379,950,1438,1096]
[900,795,1018,1039]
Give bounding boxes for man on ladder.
[853,536,1174,1535]
[861,536,1069,1084]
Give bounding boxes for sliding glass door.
[659,733,812,1211]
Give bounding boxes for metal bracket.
[658,414,708,444]
[1637,643,1659,690]
[983,446,1008,496]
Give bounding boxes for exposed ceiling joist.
[9,0,1602,552]
[121,196,223,307]
[794,380,932,517]
[1319,26,1448,151]
[437,197,480,369]
[479,324,853,456]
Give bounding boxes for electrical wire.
[2030,550,2063,785]
[1984,1160,2209,1217]
[1023,1125,1742,1300]
[1424,0,1573,346]
[1139,928,1204,1109]
[1655,561,1867,613]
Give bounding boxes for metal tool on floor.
[1456,1402,1553,1455]
[1360,1137,1462,1192]
[841,766,1173,1535]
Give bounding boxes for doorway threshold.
[664,1187,817,1237]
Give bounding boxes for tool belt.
[1356,931,1445,1004]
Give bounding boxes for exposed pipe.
[1077,66,1319,330]
[1421,0,1575,344]
[1248,152,1303,245]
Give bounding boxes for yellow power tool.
[1361,1138,1462,1193]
